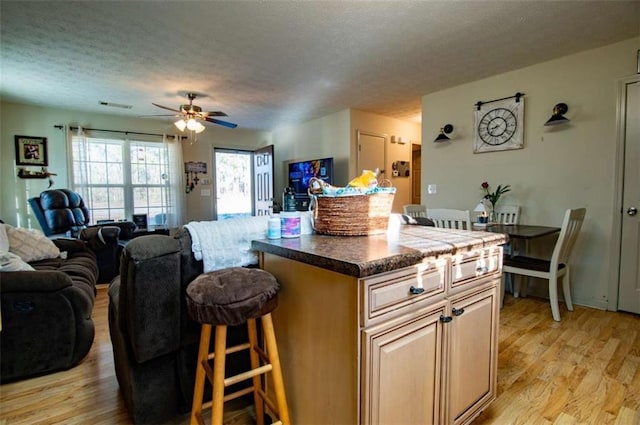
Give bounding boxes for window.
[71,135,173,225]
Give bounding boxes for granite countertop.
[252,226,508,278]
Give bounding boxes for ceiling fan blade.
[140,114,180,117]
[201,111,228,117]
[152,103,181,113]
[205,116,238,129]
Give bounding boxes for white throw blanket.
[184,216,269,273]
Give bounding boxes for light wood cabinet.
[446,284,499,425]
[260,245,501,425]
[361,300,448,424]
[362,278,499,425]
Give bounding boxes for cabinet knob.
[439,315,453,323]
[452,307,465,316]
[409,286,425,295]
[476,266,489,274]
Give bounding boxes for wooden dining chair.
[502,208,586,321]
[426,208,472,230]
[403,204,427,218]
[494,205,520,224]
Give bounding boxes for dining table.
[482,223,561,241]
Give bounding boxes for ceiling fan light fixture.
[194,122,206,133]
[174,119,187,131]
[186,118,199,131]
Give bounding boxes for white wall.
[350,110,421,213]
[421,37,640,309]
[271,109,421,213]
[272,109,351,196]
[0,102,271,226]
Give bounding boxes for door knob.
[628,207,638,216]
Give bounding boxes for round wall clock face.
[473,96,524,153]
[477,107,517,146]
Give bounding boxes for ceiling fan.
[151,92,237,130]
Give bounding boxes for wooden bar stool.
[186,267,290,425]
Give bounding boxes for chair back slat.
[403,204,427,218]
[551,208,586,266]
[427,208,472,230]
[494,205,520,225]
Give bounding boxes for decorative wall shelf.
[17,167,57,179]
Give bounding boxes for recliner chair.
[28,189,135,283]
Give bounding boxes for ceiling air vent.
[99,101,132,109]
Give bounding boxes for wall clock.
[473,95,524,153]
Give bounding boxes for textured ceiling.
[1,1,638,131]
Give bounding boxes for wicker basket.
[309,178,395,236]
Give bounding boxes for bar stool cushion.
[186,267,279,326]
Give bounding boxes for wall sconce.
[434,124,454,142]
[544,103,570,126]
[390,135,406,144]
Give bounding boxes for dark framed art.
[15,135,48,166]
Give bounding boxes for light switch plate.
[428,184,437,194]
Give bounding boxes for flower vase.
[489,209,497,224]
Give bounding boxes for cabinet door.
[447,283,499,425]
[361,300,448,425]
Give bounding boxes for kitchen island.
[252,226,507,425]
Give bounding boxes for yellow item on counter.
[347,170,378,188]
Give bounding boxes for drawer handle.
[452,307,465,316]
[476,266,489,273]
[409,286,425,295]
[439,315,453,323]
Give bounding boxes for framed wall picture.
[15,135,48,166]
[473,96,525,153]
[132,214,148,231]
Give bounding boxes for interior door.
[253,144,274,216]
[357,130,386,180]
[618,80,640,314]
[412,143,422,204]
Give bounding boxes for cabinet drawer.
[450,247,501,293]
[361,259,447,327]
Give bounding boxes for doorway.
[213,149,253,220]
[356,130,386,178]
[411,143,422,204]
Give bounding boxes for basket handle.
[308,177,327,195]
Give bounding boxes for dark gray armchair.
[28,189,135,283]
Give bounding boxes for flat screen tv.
[287,157,334,211]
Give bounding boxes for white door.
[619,80,640,314]
[356,130,386,180]
[253,145,274,216]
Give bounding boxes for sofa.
[108,227,254,424]
[0,236,99,382]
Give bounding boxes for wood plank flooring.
[1,286,639,424]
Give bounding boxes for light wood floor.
[1,286,639,425]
